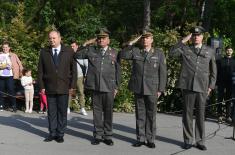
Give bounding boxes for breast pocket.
[150,56,159,69]
[199,54,210,65]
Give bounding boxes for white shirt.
[52,44,61,55]
[21,76,34,90]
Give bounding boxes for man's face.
[226,48,233,57]
[192,34,203,45]
[142,36,153,48]
[48,31,61,48]
[97,36,110,48]
[71,43,79,52]
[2,44,10,53]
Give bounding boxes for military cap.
[141,29,153,38]
[190,26,205,35]
[96,27,110,38]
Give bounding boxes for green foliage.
[0,0,235,113]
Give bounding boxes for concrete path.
[0,110,234,155]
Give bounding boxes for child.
[39,91,48,114]
[21,69,34,113]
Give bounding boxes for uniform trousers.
[182,89,207,145]
[92,91,114,140]
[134,94,157,143]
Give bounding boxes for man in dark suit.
[38,30,77,143]
[216,46,235,123]
[74,28,120,146]
[170,26,217,150]
[120,29,167,148]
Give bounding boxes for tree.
[143,0,151,30]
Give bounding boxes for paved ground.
[0,110,235,155]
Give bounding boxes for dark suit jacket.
[120,46,167,95]
[216,56,235,88]
[38,44,77,94]
[74,46,120,93]
[170,42,217,93]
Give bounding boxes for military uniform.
[120,45,167,144]
[169,27,217,147]
[74,42,120,141]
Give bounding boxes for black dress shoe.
[91,139,102,145]
[56,137,64,143]
[44,136,56,142]
[196,144,207,151]
[132,141,145,147]
[146,142,155,148]
[103,139,114,146]
[182,143,192,149]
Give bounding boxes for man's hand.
[157,92,162,98]
[114,89,118,98]
[69,89,75,95]
[128,35,142,46]
[83,38,96,46]
[182,33,192,44]
[207,88,212,96]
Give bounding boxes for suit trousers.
[217,85,232,118]
[134,94,157,143]
[47,94,68,137]
[182,89,207,145]
[92,91,114,140]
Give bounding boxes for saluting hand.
[83,38,96,46]
[182,33,192,44]
[128,35,142,46]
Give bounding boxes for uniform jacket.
[120,46,167,95]
[38,45,77,94]
[74,46,121,93]
[169,42,217,93]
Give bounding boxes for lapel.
[48,44,65,67]
[145,48,154,61]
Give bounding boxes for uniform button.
[101,62,103,65]
[197,61,199,63]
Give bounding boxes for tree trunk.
[143,0,151,30]
[25,0,48,29]
[201,0,215,31]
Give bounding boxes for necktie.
[53,49,58,66]
[195,47,200,54]
[101,48,105,56]
[144,50,148,58]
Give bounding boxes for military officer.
[74,28,121,146]
[120,29,167,148]
[169,26,217,151]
